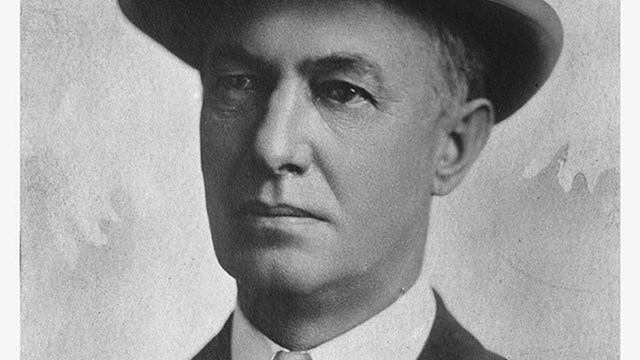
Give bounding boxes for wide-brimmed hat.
[118,0,563,122]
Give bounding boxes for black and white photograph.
[20,0,620,359]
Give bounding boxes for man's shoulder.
[192,291,506,360]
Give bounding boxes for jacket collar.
[192,289,504,360]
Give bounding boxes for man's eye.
[314,80,376,106]
[215,74,256,91]
[209,74,261,112]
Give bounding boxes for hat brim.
[118,0,563,122]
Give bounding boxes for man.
[118,0,562,359]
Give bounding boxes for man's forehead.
[201,0,446,99]
[202,0,440,69]
[206,0,435,41]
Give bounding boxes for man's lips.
[237,201,329,222]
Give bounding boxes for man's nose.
[253,80,313,177]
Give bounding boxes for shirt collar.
[231,271,435,360]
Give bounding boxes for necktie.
[271,350,312,360]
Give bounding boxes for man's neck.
[236,254,424,351]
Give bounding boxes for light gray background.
[21,0,619,359]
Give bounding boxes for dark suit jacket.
[193,291,506,360]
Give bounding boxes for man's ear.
[432,98,494,196]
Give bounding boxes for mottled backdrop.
[21,0,619,359]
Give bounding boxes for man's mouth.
[237,201,328,223]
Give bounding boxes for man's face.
[200,0,449,296]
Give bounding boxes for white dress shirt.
[231,271,435,360]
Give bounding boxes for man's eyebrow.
[204,47,388,89]
[298,53,385,82]
[204,43,273,71]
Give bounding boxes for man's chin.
[225,249,342,297]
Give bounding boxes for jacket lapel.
[417,290,505,360]
[192,314,233,360]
